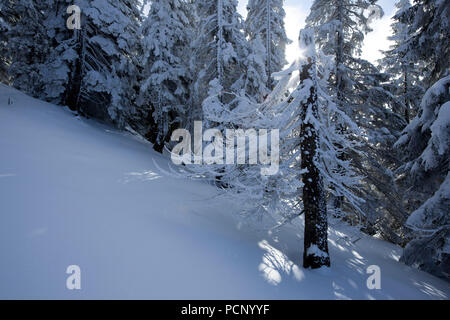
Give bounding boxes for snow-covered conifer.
[0,1,11,84]
[305,0,409,241]
[138,0,195,153]
[40,0,142,126]
[189,28,362,268]
[379,0,425,123]
[190,0,249,122]
[243,35,270,103]
[395,76,450,280]
[2,0,49,95]
[396,0,449,86]
[245,0,290,89]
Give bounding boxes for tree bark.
[266,0,273,89]
[332,0,346,215]
[404,69,410,123]
[65,26,85,116]
[300,57,331,269]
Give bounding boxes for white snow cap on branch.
[299,28,316,59]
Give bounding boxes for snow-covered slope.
[0,84,449,299]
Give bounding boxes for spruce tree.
[196,29,361,268]
[190,0,249,123]
[298,29,330,268]
[2,0,49,96]
[245,0,290,89]
[139,0,195,153]
[396,0,449,87]
[0,0,11,84]
[306,0,408,242]
[379,0,424,124]
[395,76,450,280]
[244,35,270,103]
[39,0,142,126]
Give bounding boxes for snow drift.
[0,84,449,299]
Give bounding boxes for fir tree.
[395,76,450,280]
[245,0,291,89]
[139,0,195,153]
[2,0,49,96]
[305,0,408,242]
[379,0,424,123]
[396,0,449,86]
[0,0,11,84]
[190,0,249,123]
[391,0,449,278]
[39,0,142,126]
[196,29,362,268]
[298,29,330,268]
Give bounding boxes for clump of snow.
[307,244,329,258]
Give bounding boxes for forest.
[0,0,448,285]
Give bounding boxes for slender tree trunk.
[335,0,344,110]
[299,56,331,269]
[266,0,273,89]
[153,141,165,154]
[217,0,224,86]
[145,104,158,144]
[65,20,86,116]
[65,31,83,113]
[404,69,410,123]
[333,0,346,214]
[153,89,165,154]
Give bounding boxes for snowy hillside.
[0,84,449,299]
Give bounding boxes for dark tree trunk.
[152,113,178,154]
[404,70,410,124]
[333,0,346,215]
[332,124,347,216]
[299,57,331,269]
[65,29,84,116]
[153,140,164,154]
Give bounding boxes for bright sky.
[237,0,397,65]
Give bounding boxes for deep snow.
[0,84,449,299]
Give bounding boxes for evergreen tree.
[396,0,449,87]
[305,0,408,243]
[306,0,381,113]
[298,29,330,268]
[196,29,362,268]
[395,76,450,280]
[2,0,49,95]
[39,0,142,126]
[138,0,195,153]
[190,0,249,123]
[0,0,11,84]
[243,34,270,103]
[379,0,424,124]
[391,0,449,279]
[245,0,290,89]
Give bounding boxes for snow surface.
[0,84,449,299]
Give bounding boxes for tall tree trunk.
[217,0,224,87]
[333,0,346,214]
[65,27,85,116]
[335,0,344,110]
[299,56,331,269]
[404,69,410,123]
[266,0,273,89]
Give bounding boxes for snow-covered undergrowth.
[0,84,449,299]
